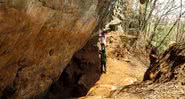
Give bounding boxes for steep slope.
[111,43,185,99]
[0,0,113,98]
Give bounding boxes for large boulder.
[0,0,112,98]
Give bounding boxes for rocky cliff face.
[46,37,101,99]
[0,0,112,98]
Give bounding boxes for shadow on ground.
[45,36,102,99]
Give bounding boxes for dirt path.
[79,32,147,99]
[86,57,146,96]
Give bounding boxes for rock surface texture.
[0,0,112,98]
[46,37,101,99]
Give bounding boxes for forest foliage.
[113,0,185,52]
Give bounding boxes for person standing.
[99,30,108,73]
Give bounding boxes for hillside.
[1,0,185,99]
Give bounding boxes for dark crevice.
[45,37,102,99]
[172,55,185,68]
[49,49,54,56]
[1,85,16,99]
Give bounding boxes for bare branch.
[157,11,185,48]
